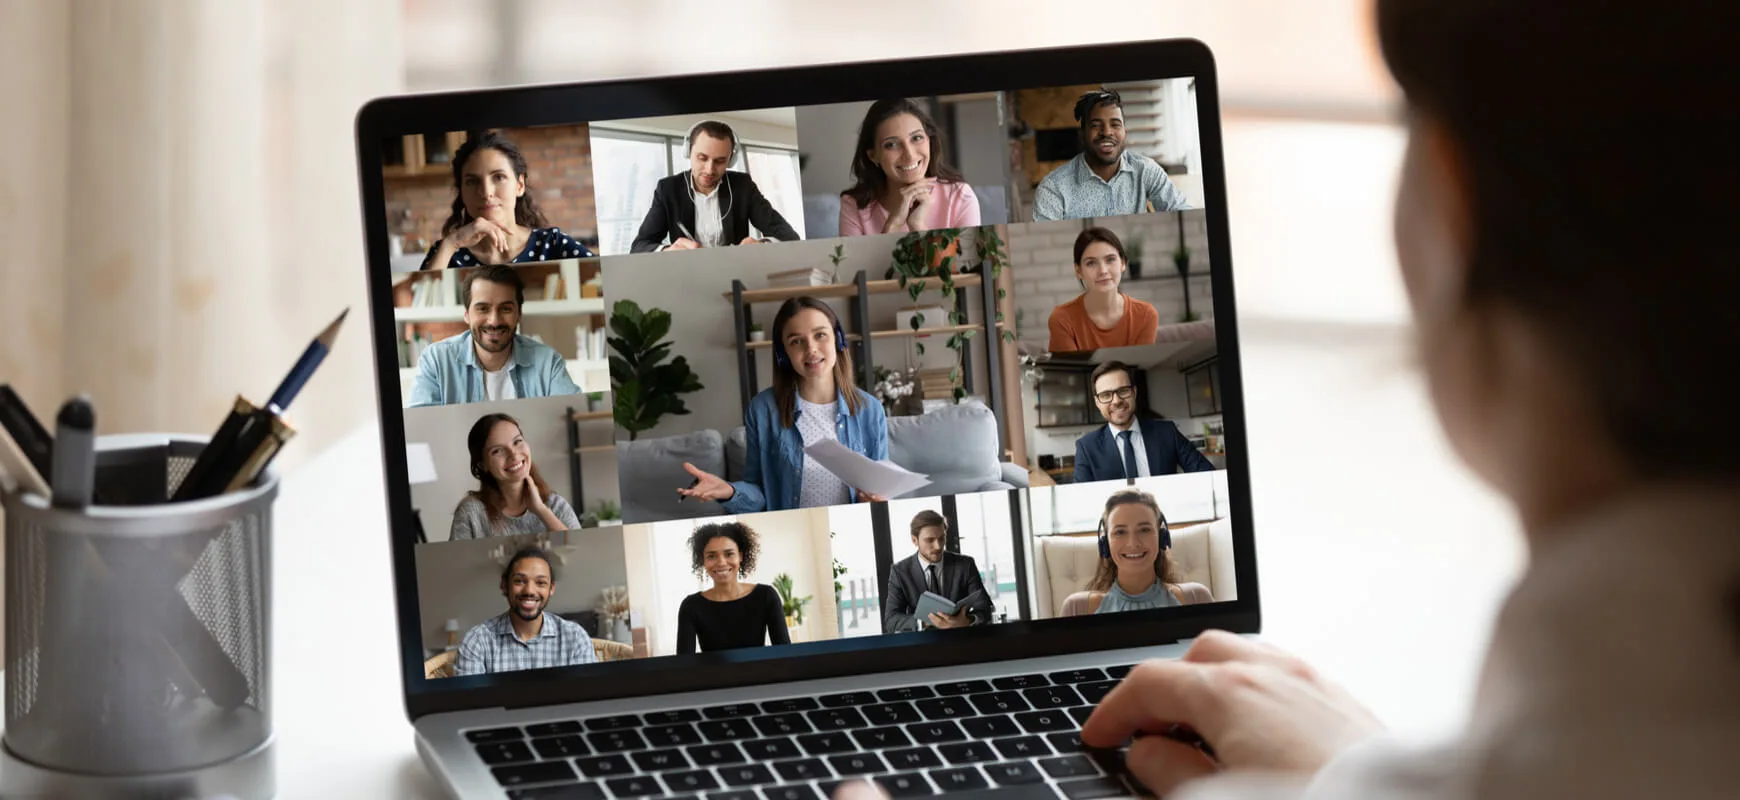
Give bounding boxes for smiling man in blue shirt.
[407,264,581,407]
[1032,88,1191,222]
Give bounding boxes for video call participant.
[407,265,582,407]
[838,98,982,236]
[630,120,801,253]
[454,546,598,676]
[674,522,791,654]
[1031,88,1190,222]
[677,296,890,512]
[1061,488,1213,616]
[882,510,995,632]
[1048,227,1161,352]
[420,131,597,269]
[449,413,580,539]
[1074,360,1215,483]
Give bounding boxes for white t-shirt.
[483,366,517,401]
[795,397,850,508]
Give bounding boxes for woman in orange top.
[1046,227,1159,353]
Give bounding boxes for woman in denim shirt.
[678,296,891,512]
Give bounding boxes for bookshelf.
[392,297,606,324]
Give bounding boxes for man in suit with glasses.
[1073,360,1216,484]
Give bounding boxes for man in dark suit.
[629,120,802,253]
[883,511,995,633]
[1074,360,1216,483]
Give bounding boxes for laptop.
[354,38,1258,800]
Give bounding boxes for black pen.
[50,396,95,509]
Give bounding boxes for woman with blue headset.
[678,296,890,512]
[1061,488,1213,616]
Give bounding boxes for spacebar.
[921,786,1061,800]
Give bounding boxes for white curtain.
[0,0,401,468]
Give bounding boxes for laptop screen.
[368,48,1248,699]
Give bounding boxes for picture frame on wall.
[1185,359,1221,417]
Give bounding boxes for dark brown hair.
[771,296,865,429]
[1088,489,1179,593]
[688,120,737,157]
[1073,227,1127,265]
[441,131,552,237]
[909,509,948,540]
[465,413,554,530]
[1376,0,1740,477]
[500,546,558,585]
[688,521,760,579]
[461,264,526,308]
[842,98,967,210]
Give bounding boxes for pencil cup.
[1,433,277,799]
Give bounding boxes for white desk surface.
[281,118,1526,797]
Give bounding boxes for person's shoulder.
[426,331,468,353]
[1061,590,1102,616]
[514,333,562,359]
[1125,150,1164,170]
[849,387,883,413]
[455,494,485,512]
[1174,582,1214,604]
[1038,156,1084,186]
[678,591,705,610]
[461,613,506,642]
[890,552,918,572]
[754,583,781,602]
[1076,425,1103,447]
[944,179,978,199]
[1127,294,1160,318]
[546,493,574,511]
[748,388,781,414]
[949,551,981,570]
[655,172,687,191]
[1141,416,1183,438]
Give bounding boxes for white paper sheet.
[803,439,931,498]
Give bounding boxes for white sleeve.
[1172,735,1474,800]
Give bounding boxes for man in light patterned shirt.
[1032,88,1191,222]
[454,546,597,675]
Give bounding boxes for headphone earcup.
[835,323,847,352]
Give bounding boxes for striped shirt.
[1032,151,1190,221]
[454,611,598,676]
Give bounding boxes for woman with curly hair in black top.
[674,521,791,655]
[420,130,596,269]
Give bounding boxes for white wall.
[404,394,620,540]
[413,528,629,652]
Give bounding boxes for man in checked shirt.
[1032,88,1193,222]
[455,546,598,675]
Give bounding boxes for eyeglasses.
[1094,385,1136,404]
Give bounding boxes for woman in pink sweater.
[838,98,981,236]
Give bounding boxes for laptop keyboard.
[471,664,1152,799]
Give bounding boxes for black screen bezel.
[353,37,1261,722]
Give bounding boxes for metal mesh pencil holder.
[1,433,277,799]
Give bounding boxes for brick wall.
[383,124,599,254]
[1007,210,1214,348]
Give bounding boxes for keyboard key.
[928,766,989,792]
[1069,706,1095,726]
[525,721,583,737]
[1024,685,1084,709]
[643,709,703,725]
[1104,664,1136,679]
[759,697,820,714]
[631,748,690,772]
[1086,746,1128,776]
[1039,755,1098,779]
[906,720,966,744]
[477,741,537,765]
[1015,710,1074,733]
[993,735,1051,759]
[915,696,975,720]
[818,691,876,707]
[1049,668,1107,684]
[587,729,648,753]
[1047,731,1085,752]
[508,784,604,800]
[851,726,913,750]
[1076,680,1120,705]
[796,731,856,755]
[752,713,812,737]
[828,752,886,776]
[646,723,703,747]
[492,761,576,787]
[985,760,1045,786]
[873,773,935,798]
[718,763,776,786]
[961,715,1020,739]
[741,737,800,760]
[937,741,997,764]
[760,786,821,800]
[708,791,758,800]
[861,701,922,726]
[663,770,719,792]
[934,679,993,696]
[699,718,759,741]
[531,735,590,759]
[992,674,1049,691]
[806,708,869,731]
[574,754,633,778]
[705,703,763,719]
[686,742,747,766]
[772,758,829,782]
[603,775,662,797]
[875,685,936,702]
[968,691,1030,715]
[1058,777,1127,799]
[883,746,942,771]
[468,726,524,743]
[585,714,642,731]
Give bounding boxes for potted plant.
[771,573,811,632]
[871,365,917,416]
[1172,211,1200,321]
[586,391,605,413]
[747,321,765,343]
[1126,237,1145,280]
[884,226,1018,404]
[828,243,846,283]
[594,499,621,526]
[608,299,705,440]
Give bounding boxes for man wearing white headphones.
[629,120,802,253]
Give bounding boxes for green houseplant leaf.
[609,299,704,440]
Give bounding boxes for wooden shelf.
[569,410,613,422]
[381,165,451,179]
[869,324,982,340]
[575,445,617,454]
[394,297,606,323]
[722,273,984,304]
[742,333,864,350]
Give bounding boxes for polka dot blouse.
[421,226,596,269]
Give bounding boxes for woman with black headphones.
[678,296,890,512]
[1061,488,1213,615]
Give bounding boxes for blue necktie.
[1119,430,1139,482]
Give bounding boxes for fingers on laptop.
[830,777,888,800]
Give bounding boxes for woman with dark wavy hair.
[420,131,596,269]
[449,412,579,539]
[674,522,790,655]
[838,98,980,236]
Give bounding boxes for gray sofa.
[618,401,1028,524]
